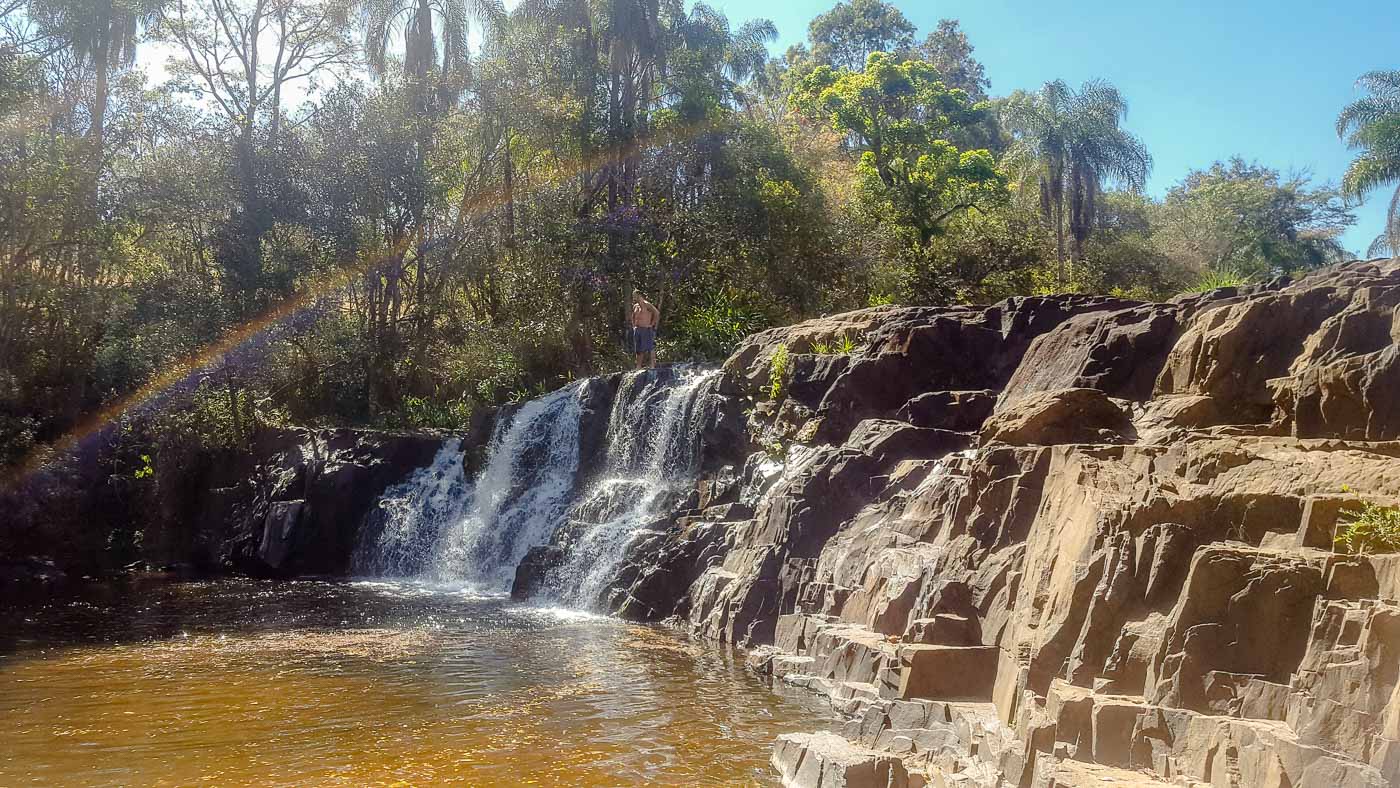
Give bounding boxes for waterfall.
[354,383,583,591]
[545,367,719,607]
[352,438,470,578]
[354,367,718,608]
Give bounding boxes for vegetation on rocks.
[1336,493,1400,555]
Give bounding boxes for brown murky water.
[0,579,835,786]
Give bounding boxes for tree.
[792,52,1005,247]
[806,0,912,71]
[918,19,988,101]
[24,0,164,153]
[1002,79,1151,283]
[159,0,356,304]
[1336,70,1400,256]
[1154,159,1353,279]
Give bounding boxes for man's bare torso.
[632,301,658,328]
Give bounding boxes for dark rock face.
[217,430,450,576]
[605,259,1400,788]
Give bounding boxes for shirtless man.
[630,290,660,369]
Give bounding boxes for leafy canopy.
[791,52,1005,246]
[1154,158,1353,279]
[806,0,914,71]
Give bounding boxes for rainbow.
[1,115,729,490]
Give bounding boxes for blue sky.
[704,0,1399,256]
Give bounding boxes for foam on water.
[355,367,718,610]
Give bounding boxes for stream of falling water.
[353,367,719,607]
[0,367,850,787]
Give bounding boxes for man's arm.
[649,302,661,327]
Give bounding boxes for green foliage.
[1335,498,1400,555]
[792,52,1007,247]
[918,19,990,101]
[811,332,859,355]
[674,290,767,361]
[763,438,787,462]
[394,396,473,430]
[768,343,791,401]
[1183,267,1253,294]
[133,455,154,480]
[806,0,915,70]
[1001,79,1152,280]
[1336,70,1400,255]
[0,0,1368,496]
[1154,159,1352,279]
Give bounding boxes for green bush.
[674,290,766,361]
[810,332,859,355]
[1335,499,1400,555]
[395,395,474,429]
[1183,267,1252,294]
[768,343,790,401]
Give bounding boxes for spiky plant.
[1337,70,1400,257]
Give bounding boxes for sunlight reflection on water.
[0,578,836,786]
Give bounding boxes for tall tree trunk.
[89,3,111,158]
[1053,192,1066,288]
[503,127,515,250]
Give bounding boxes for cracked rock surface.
[601,259,1400,787]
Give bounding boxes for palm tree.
[359,0,505,108]
[1337,70,1400,257]
[27,0,164,154]
[1002,79,1151,284]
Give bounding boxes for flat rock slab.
[772,732,914,788]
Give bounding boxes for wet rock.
[223,430,450,576]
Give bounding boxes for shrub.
[395,395,474,429]
[674,290,766,361]
[811,332,858,355]
[1335,499,1400,555]
[1183,267,1252,294]
[768,343,790,401]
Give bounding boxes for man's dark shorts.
[633,326,656,353]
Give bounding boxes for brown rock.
[771,732,913,788]
[982,388,1135,446]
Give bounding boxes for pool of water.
[0,579,836,786]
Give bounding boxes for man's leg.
[647,350,656,368]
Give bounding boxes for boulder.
[771,732,914,788]
[896,390,998,433]
[982,388,1134,446]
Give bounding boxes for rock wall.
[606,259,1400,787]
[1,426,464,586]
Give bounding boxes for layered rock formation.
[603,259,1400,787]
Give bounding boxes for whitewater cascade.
[544,367,719,606]
[353,383,584,590]
[354,366,719,605]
